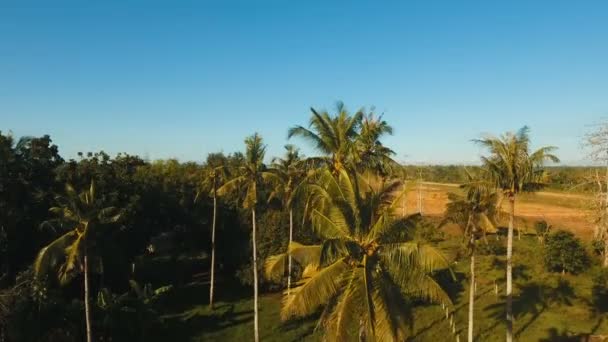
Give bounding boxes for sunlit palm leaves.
[288,102,364,173]
[265,170,452,341]
[474,126,559,196]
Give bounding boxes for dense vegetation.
[0,107,606,341]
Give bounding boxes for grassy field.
[146,184,607,341]
[156,235,608,341]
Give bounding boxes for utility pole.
[400,157,408,217]
[417,167,424,215]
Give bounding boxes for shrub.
[592,239,605,256]
[477,239,506,256]
[413,217,445,243]
[591,267,608,313]
[534,220,551,244]
[543,230,589,274]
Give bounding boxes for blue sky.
[1,1,607,164]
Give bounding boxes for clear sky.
[1,1,607,164]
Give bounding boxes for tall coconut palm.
[265,169,453,341]
[474,126,558,342]
[34,181,121,342]
[269,145,306,294]
[217,133,276,342]
[288,102,363,173]
[195,159,228,309]
[442,172,497,342]
[356,112,397,182]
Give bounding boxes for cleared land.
[400,182,595,240]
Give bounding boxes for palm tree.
[288,102,363,173]
[195,159,228,309]
[34,181,121,342]
[265,169,452,341]
[269,145,306,294]
[442,171,497,342]
[218,133,276,342]
[474,126,558,342]
[356,112,397,182]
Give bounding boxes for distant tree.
[585,121,608,267]
[534,220,552,245]
[355,112,396,182]
[544,230,589,274]
[475,126,559,342]
[0,133,63,281]
[218,133,276,342]
[34,181,121,342]
[196,153,229,309]
[269,145,306,294]
[442,170,497,342]
[265,169,452,341]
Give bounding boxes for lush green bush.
[543,230,589,274]
[477,238,506,256]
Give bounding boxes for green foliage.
[412,217,445,243]
[591,267,608,313]
[475,126,559,196]
[265,170,453,340]
[543,230,589,274]
[534,220,552,244]
[0,132,63,283]
[591,239,605,256]
[476,239,506,256]
[96,281,172,341]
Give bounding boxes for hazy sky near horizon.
[1,1,607,164]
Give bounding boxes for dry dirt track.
[397,182,595,240]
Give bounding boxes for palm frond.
[281,258,350,320]
[34,231,78,280]
[264,253,288,282]
[380,242,451,274]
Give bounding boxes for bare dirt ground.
[398,182,596,240]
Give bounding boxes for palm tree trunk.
[604,166,608,267]
[468,252,475,342]
[209,186,217,309]
[603,237,608,267]
[252,209,260,342]
[359,318,366,342]
[287,209,293,294]
[402,181,407,217]
[506,195,514,342]
[84,246,93,342]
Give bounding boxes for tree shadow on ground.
[482,278,576,338]
[538,327,587,342]
[437,269,467,305]
[491,259,531,282]
[280,315,319,341]
[161,303,254,340]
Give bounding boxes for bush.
[477,239,506,256]
[591,267,608,313]
[534,220,551,244]
[543,230,589,274]
[592,239,605,256]
[413,217,445,243]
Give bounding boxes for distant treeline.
[401,165,601,192]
